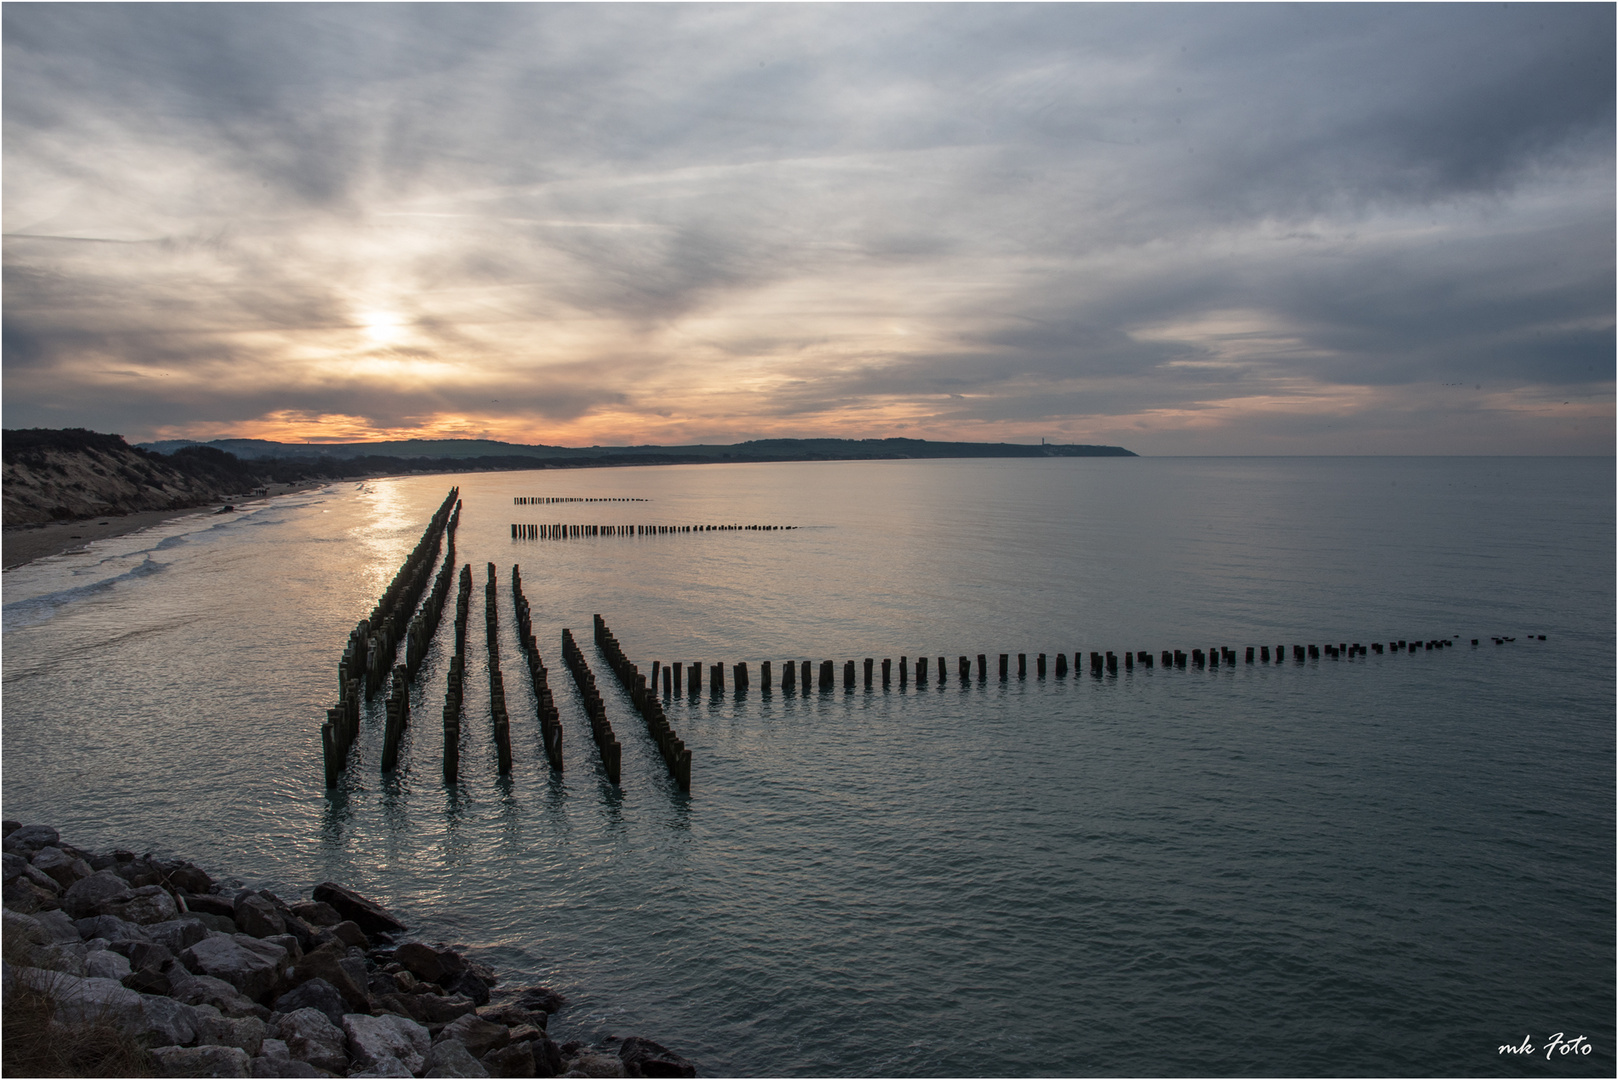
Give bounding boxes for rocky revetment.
[1,821,697,1078]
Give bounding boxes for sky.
[3,3,1612,454]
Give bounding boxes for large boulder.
[161,860,215,895]
[140,992,204,1047]
[447,969,491,1006]
[529,1036,565,1078]
[284,941,371,1012]
[508,985,568,1014]
[62,869,133,919]
[151,1044,252,1078]
[75,913,153,944]
[108,938,176,973]
[197,1013,270,1056]
[274,977,347,1027]
[31,846,93,889]
[85,948,133,981]
[311,883,407,936]
[344,1012,431,1075]
[618,1037,696,1078]
[437,1013,511,1059]
[184,893,239,919]
[169,967,271,1019]
[424,1038,490,1078]
[289,900,341,927]
[101,883,181,925]
[180,933,290,1001]
[6,823,59,852]
[482,1041,536,1078]
[31,908,81,944]
[2,869,57,913]
[3,907,49,949]
[41,970,147,1029]
[273,1007,349,1074]
[234,893,286,939]
[395,941,467,985]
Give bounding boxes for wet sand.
[1,482,323,571]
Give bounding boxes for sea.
[2,456,1612,1077]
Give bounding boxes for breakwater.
[593,616,692,792]
[514,497,649,504]
[511,523,794,538]
[1,821,696,1078]
[512,566,565,773]
[561,629,622,786]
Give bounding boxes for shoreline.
[1,482,323,572]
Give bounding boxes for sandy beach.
[1,481,322,571]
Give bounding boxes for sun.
[358,309,406,345]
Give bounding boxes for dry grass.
[2,953,157,1077]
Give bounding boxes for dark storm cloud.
[3,3,1611,450]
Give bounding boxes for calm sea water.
[2,457,1612,1077]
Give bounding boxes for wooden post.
[844,660,855,690]
[782,659,795,691]
[882,658,891,687]
[821,660,834,689]
[998,654,1008,681]
[864,657,874,689]
[916,656,927,684]
[711,663,724,694]
[937,656,945,682]
[899,656,908,687]
[959,656,970,684]
[1037,653,1046,677]
[734,662,748,691]
[1106,652,1118,675]
[1018,653,1027,678]
[762,660,772,693]
[1124,651,1133,671]
[1055,653,1067,677]
[689,663,701,695]
[802,660,812,693]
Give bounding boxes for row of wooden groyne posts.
[321,489,692,792]
[512,523,795,539]
[632,637,1462,697]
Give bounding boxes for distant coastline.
[1,428,1135,566]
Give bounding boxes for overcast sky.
[4,3,1612,453]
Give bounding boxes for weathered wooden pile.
[560,629,621,786]
[441,565,473,783]
[323,489,459,787]
[512,523,793,538]
[511,566,564,774]
[402,503,459,679]
[485,564,513,776]
[2,822,696,1078]
[593,616,692,792]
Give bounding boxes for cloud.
[2,3,1611,452]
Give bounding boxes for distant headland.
[1,428,1134,534]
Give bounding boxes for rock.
[437,1013,511,1058]
[617,1037,696,1079]
[30,846,93,888]
[62,869,134,919]
[277,914,318,952]
[22,940,89,976]
[2,873,57,913]
[196,912,243,933]
[339,952,371,994]
[566,1050,628,1078]
[3,906,49,948]
[113,855,167,888]
[351,1058,414,1077]
[170,966,272,1019]
[8,823,59,852]
[509,985,569,1014]
[124,966,174,995]
[531,1037,565,1078]
[330,920,370,948]
[74,913,153,944]
[2,819,19,836]
[140,992,203,1047]
[235,893,287,938]
[425,1037,491,1078]
[181,933,290,1001]
[394,941,468,985]
[163,861,216,894]
[1,851,26,880]
[85,948,133,980]
[264,933,303,963]
[368,969,402,997]
[109,938,177,972]
[274,1007,349,1074]
[289,900,342,927]
[101,883,182,925]
[410,992,479,1025]
[185,892,240,919]
[344,1012,431,1074]
[483,1041,538,1078]
[374,991,431,1025]
[31,907,81,943]
[46,971,147,1028]
[260,1038,291,1061]
[146,916,212,953]
[447,969,491,1006]
[274,976,347,1027]
[197,1013,271,1056]
[284,941,370,1012]
[311,883,407,936]
[151,1044,253,1077]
